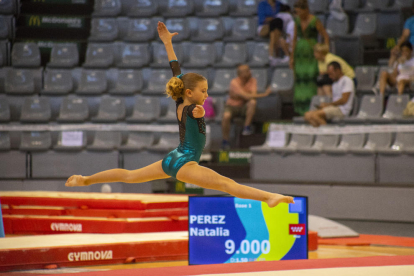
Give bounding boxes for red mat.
[5,255,414,276]
[318,234,414,247]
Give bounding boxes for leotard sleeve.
[169,60,182,77]
[186,104,197,119]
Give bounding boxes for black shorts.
[269,18,283,32]
[316,74,333,87]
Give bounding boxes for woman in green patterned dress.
[290,0,329,115]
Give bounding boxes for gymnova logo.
[50,223,82,232]
[68,250,113,262]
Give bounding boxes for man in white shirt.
[304,61,354,127]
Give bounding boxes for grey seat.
[351,132,392,154]
[229,0,258,16]
[293,96,332,123]
[0,15,14,40]
[299,134,340,153]
[370,94,409,123]
[47,44,79,68]
[20,132,52,151]
[20,96,51,123]
[195,0,229,16]
[223,17,255,42]
[308,0,329,13]
[116,42,150,68]
[183,43,216,68]
[326,14,349,37]
[5,68,36,94]
[270,68,294,93]
[209,68,237,95]
[119,132,155,152]
[274,133,314,153]
[376,10,402,39]
[158,99,177,123]
[89,18,119,42]
[251,68,268,93]
[192,18,224,42]
[164,18,190,42]
[159,0,194,17]
[0,95,10,122]
[0,39,8,67]
[87,131,122,151]
[42,69,74,95]
[75,69,108,95]
[54,131,87,151]
[92,96,126,123]
[142,69,170,95]
[0,131,10,150]
[325,133,366,154]
[108,69,143,95]
[250,127,289,153]
[126,96,161,123]
[343,95,383,123]
[248,42,269,67]
[343,0,361,11]
[352,13,377,35]
[214,43,247,68]
[361,0,390,10]
[57,96,89,123]
[389,0,413,9]
[11,43,41,68]
[93,0,122,16]
[378,132,414,155]
[148,133,178,152]
[151,42,184,68]
[122,0,158,17]
[355,66,377,92]
[0,0,16,14]
[83,43,115,68]
[124,18,156,42]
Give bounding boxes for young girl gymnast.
[65,22,294,208]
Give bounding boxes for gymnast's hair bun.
[165,73,207,101]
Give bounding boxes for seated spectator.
[377,41,414,95]
[313,43,355,97]
[222,64,271,149]
[304,61,354,127]
[271,3,294,65]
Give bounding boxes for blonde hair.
[294,0,308,9]
[314,43,329,55]
[165,73,207,101]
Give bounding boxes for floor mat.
[318,234,414,247]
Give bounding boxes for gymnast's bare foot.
[267,194,295,208]
[65,175,87,187]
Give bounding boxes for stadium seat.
[192,18,224,42]
[299,134,340,153]
[250,68,268,92]
[343,0,361,11]
[0,40,8,67]
[0,15,13,40]
[389,0,414,9]
[351,132,392,153]
[92,96,126,123]
[293,96,332,123]
[355,66,377,93]
[119,132,155,152]
[158,99,177,123]
[93,0,122,17]
[75,69,108,95]
[274,133,314,153]
[248,42,269,67]
[164,18,190,42]
[117,42,150,68]
[150,42,184,68]
[376,10,403,39]
[361,0,390,10]
[148,132,178,152]
[211,96,225,122]
[378,132,414,154]
[0,0,16,15]
[123,18,157,42]
[47,44,79,68]
[209,68,237,95]
[195,0,229,17]
[0,131,10,150]
[4,68,38,95]
[89,18,119,42]
[121,0,158,17]
[229,0,258,16]
[159,0,194,17]
[325,133,366,154]
[142,69,170,95]
[223,17,255,42]
[54,131,87,151]
[0,95,10,122]
[88,131,122,151]
[20,131,52,151]
[126,96,161,123]
[326,14,349,37]
[108,68,143,95]
[20,96,51,123]
[83,43,115,68]
[11,43,41,68]
[308,0,329,14]
[42,69,74,95]
[182,43,216,68]
[370,94,410,123]
[57,96,89,123]
[215,43,247,68]
[343,95,383,123]
[269,68,294,96]
[352,13,378,35]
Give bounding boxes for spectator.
[221,65,271,149]
[290,0,329,116]
[271,3,295,65]
[304,61,354,127]
[377,41,414,95]
[391,3,414,56]
[313,43,355,96]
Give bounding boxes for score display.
[188,196,308,265]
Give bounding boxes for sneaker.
[280,56,290,64]
[269,56,280,67]
[242,126,253,136]
[221,140,230,150]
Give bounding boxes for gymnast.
[65,22,294,208]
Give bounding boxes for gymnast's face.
[188,80,208,105]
